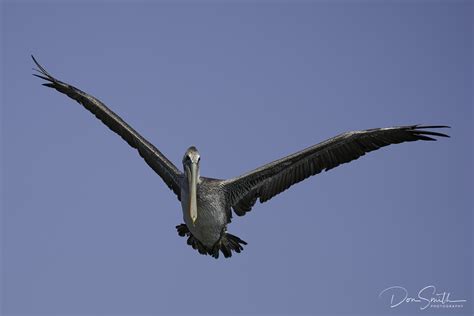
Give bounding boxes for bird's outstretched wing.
[223,125,449,216]
[32,56,183,200]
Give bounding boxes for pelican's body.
[181,177,228,248]
[32,56,450,258]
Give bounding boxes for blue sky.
[2,1,472,315]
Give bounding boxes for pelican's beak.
[187,162,198,225]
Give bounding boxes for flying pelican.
[32,56,450,258]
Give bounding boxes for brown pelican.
[32,56,450,258]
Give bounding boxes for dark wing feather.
[32,56,182,200]
[224,125,450,216]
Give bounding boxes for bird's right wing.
[32,56,183,200]
[222,125,450,216]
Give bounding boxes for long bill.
[187,162,198,225]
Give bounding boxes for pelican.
[32,56,450,258]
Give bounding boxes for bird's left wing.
[222,125,449,216]
[32,56,183,200]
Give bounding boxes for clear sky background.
[1,1,472,315]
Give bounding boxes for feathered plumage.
[32,55,449,258]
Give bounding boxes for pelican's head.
[182,146,201,167]
[182,146,200,225]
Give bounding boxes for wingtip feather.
[411,125,451,139]
[32,73,51,81]
[415,125,451,129]
[31,55,54,79]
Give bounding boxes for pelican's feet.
[175,223,208,256]
[210,232,248,259]
[175,223,248,259]
[176,223,189,237]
